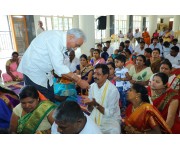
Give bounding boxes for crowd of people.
[0,26,179,134]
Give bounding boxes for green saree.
[17,101,56,134]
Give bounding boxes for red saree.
[147,86,180,133]
[125,103,172,133]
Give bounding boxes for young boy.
[114,55,131,110]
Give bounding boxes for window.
[133,16,142,33]
[40,15,73,31]
[114,15,127,35]
[170,18,174,21]
[0,15,13,50]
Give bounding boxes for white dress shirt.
[149,43,163,55]
[134,32,142,38]
[165,53,180,68]
[134,47,146,55]
[18,30,70,88]
[88,80,121,134]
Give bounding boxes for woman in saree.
[129,55,153,86]
[150,59,179,91]
[76,54,94,95]
[163,28,173,43]
[0,86,19,130]
[124,83,171,134]
[152,29,159,39]
[10,85,56,134]
[2,52,23,82]
[148,72,180,133]
[124,48,134,70]
[90,49,105,67]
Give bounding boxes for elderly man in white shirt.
[165,46,180,68]
[134,28,142,45]
[82,64,121,134]
[18,28,89,102]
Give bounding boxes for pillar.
[173,15,180,31]
[79,15,95,56]
[106,15,111,38]
[163,17,170,26]
[173,15,180,42]
[33,15,40,33]
[72,15,79,28]
[149,15,158,37]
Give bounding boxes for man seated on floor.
[82,64,121,134]
[51,101,102,134]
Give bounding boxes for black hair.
[119,42,125,47]
[53,101,84,123]
[93,49,101,54]
[159,38,163,43]
[171,46,179,53]
[125,40,130,43]
[172,38,178,42]
[163,41,170,47]
[106,62,115,70]
[103,47,108,52]
[12,52,19,56]
[97,43,102,47]
[124,48,132,55]
[160,59,172,70]
[132,83,150,103]
[137,54,146,63]
[80,54,88,60]
[106,40,111,44]
[152,48,160,54]
[19,85,39,100]
[153,72,168,85]
[139,40,145,44]
[95,64,109,75]
[144,48,152,54]
[114,54,126,63]
[0,86,18,98]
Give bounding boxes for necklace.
[132,102,144,112]
[151,89,166,100]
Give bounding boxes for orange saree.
[125,103,172,133]
[142,32,151,45]
[147,87,180,133]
